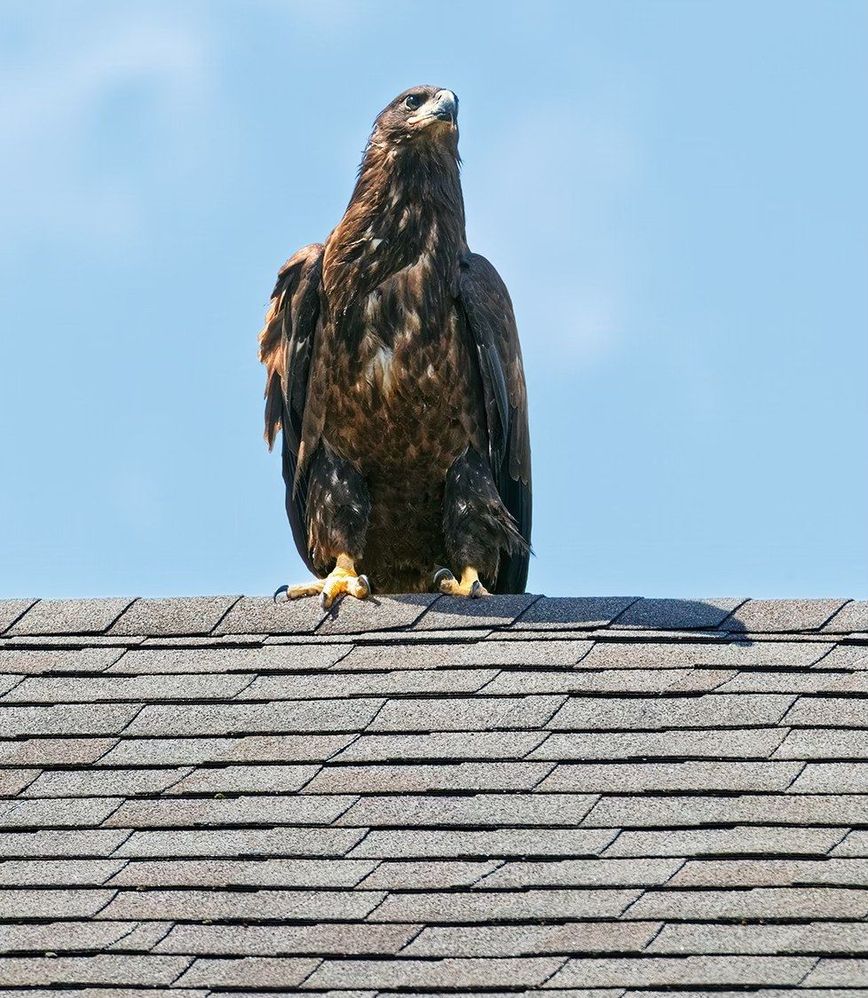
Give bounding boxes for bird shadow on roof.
[321,593,754,641]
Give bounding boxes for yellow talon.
[435,566,489,598]
[278,554,370,609]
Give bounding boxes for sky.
[1,0,866,600]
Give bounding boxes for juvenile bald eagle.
[260,86,531,606]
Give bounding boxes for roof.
[0,592,867,995]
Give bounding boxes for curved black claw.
[273,585,289,604]
[470,579,485,598]
[433,567,455,592]
[357,574,371,598]
[319,589,331,610]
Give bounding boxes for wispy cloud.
[0,6,214,247]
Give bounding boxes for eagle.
[259,86,531,607]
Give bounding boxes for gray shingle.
[3,672,251,702]
[0,599,36,634]
[0,768,39,795]
[213,595,326,635]
[668,857,868,888]
[369,695,564,732]
[107,921,175,951]
[712,671,844,693]
[614,598,745,630]
[464,639,594,666]
[694,640,832,668]
[7,598,134,636]
[239,667,496,700]
[774,727,868,759]
[122,698,383,736]
[550,694,794,730]
[816,644,868,670]
[368,889,639,923]
[783,695,868,727]
[99,888,384,920]
[647,922,804,954]
[572,642,707,671]
[317,593,438,634]
[166,763,320,794]
[403,921,659,957]
[823,600,868,633]
[0,736,117,765]
[415,594,539,630]
[832,831,868,856]
[0,955,191,986]
[0,797,123,828]
[332,731,547,762]
[104,794,355,828]
[514,597,638,630]
[789,762,868,793]
[0,646,122,674]
[107,642,351,674]
[0,920,144,953]
[726,599,847,633]
[115,826,365,857]
[174,956,324,987]
[302,956,565,988]
[625,886,868,919]
[154,922,417,955]
[546,955,815,987]
[0,859,126,886]
[338,792,598,828]
[23,767,191,798]
[348,828,615,859]
[303,761,552,794]
[106,858,375,888]
[96,733,353,766]
[0,828,131,857]
[0,889,115,918]
[803,959,868,986]
[109,596,239,636]
[538,761,802,793]
[0,702,141,737]
[584,793,868,827]
[356,859,500,889]
[476,858,683,889]
[529,728,787,761]
[603,825,848,857]
[478,668,702,696]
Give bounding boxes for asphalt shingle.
[108,597,239,636]
[0,599,36,634]
[0,591,864,996]
[7,598,134,636]
[613,598,745,630]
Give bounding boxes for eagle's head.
[371,85,459,149]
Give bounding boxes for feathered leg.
[437,447,526,597]
[279,444,372,608]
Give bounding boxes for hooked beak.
[409,89,458,127]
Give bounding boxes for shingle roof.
[1,593,866,994]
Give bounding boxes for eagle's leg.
[438,448,515,597]
[434,565,489,598]
[280,444,372,608]
[281,554,371,608]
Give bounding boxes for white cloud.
[0,6,214,245]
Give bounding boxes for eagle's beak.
[410,90,458,127]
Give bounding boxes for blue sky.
[1,0,866,600]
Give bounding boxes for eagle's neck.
[323,139,466,324]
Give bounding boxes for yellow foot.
[434,566,489,598]
[275,554,370,610]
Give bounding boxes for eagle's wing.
[259,243,324,574]
[458,251,532,593]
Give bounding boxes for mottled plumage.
[259,86,531,600]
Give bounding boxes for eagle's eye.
[404,94,422,110]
